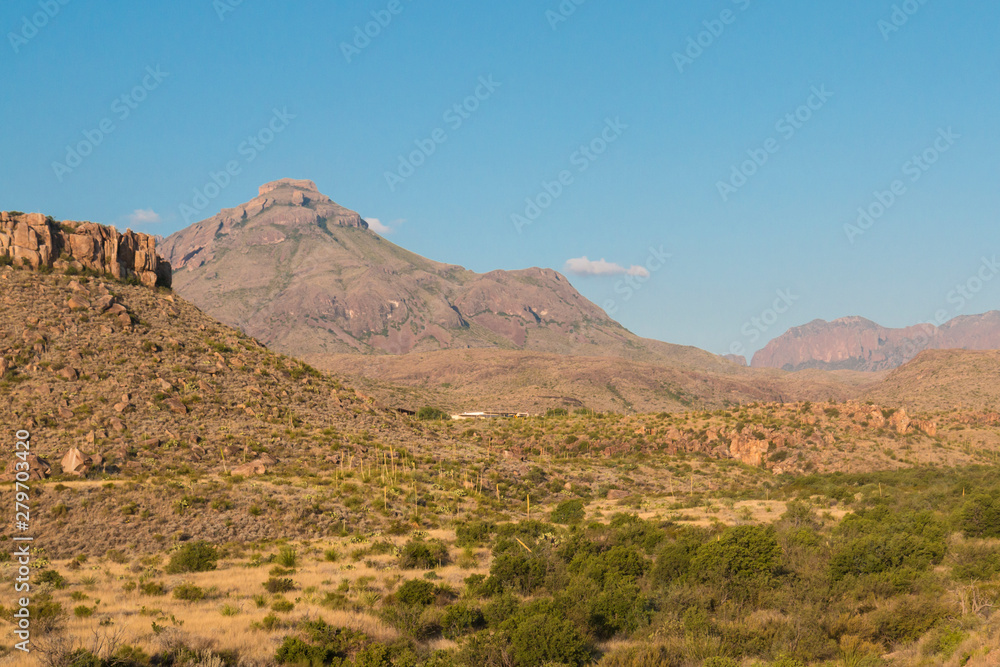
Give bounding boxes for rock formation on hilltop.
[160,178,366,271]
[752,313,1000,372]
[0,211,171,288]
[162,179,721,367]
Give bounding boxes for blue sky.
[2,0,999,360]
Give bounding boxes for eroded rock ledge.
[0,211,171,288]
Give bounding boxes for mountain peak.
[161,179,367,270]
[259,178,320,196]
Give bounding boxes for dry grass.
[11,535,490,665]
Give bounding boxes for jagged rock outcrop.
[889,407,911,434]
[0,211,171,288]
[729,433,770,467]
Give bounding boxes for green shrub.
[587,576,652,639]
[139,581,166,596]
[441,603,485,639]
[275,620,369,665]
[277,545,298,567]
[456,520,496,547]
[73,605,94,618]
[551,499,586,525]
[399,539,449,569]
[264,577,296,594]
[488,549,548,595]
[275,637,331,665]
[417,406,450,421]
[959,494,1000,538]
[65,649,101,666]
[652,532,704,584]
[395,579,436,607]
[703,659,738,667]
[830,533,942,581]
[271,598,295,613]
[689,525,781,602]
[951,541,1000,580]
[173,584,205,601]
[354,642,393,667]
[507,612,592,666]
[36,570,68,589]
[165,541,219,574]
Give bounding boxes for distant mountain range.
[751,313,1000,372]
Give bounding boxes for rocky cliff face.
[752,314,1000,372]
[0,211,171,288]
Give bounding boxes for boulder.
[2,454,50,481]
[96,295,116,312]
[164,397,188,414]
[67,296,91,311]
[60,448,92,477]
[232,459,268,476]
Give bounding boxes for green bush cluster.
[165,540,219,574]
[399,539,450,570]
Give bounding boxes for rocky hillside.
[324,348,878,415]
[160,179,723,368]
[752,313,1000,371]
[864,348,1000,412]
[0,261,485,555]
[1,210,171,288]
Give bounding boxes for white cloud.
[564,256,650,278]
[127,208,161,225]
[366,218,405,235]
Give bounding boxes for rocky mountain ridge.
[752,313,1000,371]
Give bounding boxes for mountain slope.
[0,258,499,556]
[321,348,879,414]
[864,348,1000,412]
[162,178,680,361]
[752,313,1000,372]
